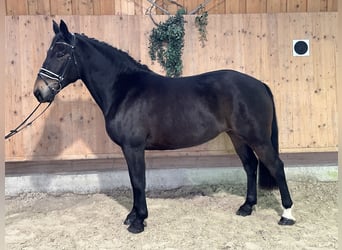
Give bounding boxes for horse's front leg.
[122,145,148,233]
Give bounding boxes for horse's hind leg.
[122,145,148,233]
[229,134,258,216]
[253,142,295,225]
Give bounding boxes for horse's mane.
[77,33,152,73]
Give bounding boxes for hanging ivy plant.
[148,9,185,78]
[148,6,209,78]
[195,10,208,47]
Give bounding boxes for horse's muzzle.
[33,78,56,103]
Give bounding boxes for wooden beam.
[5,152,338,175]
[6,0,28,15]
[246,0,267,13]
[27,0,51,15]
[72,0,94,15]
[267,0,287,13]
[287,0,307,12]
[327,0,338,11]
[50,0,72,15]
[307,0,321,12]
[225,0,246,14]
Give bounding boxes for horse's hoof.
[236,204,253,216]
[278,216,296,226]
[127,220,145,234]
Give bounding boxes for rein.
[4,102,52,140]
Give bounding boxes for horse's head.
[33,20,79,103]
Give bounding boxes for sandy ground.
[6,180,337,250]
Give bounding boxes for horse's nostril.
[34,89,43,102]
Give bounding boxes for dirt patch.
[6,180,337,249]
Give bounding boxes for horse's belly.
[145,118,225,150]
[145,135,218,150]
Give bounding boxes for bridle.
[5,34,79,140]
[37,34,79,95]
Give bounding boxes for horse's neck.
[76,37,121,116]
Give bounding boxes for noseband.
[38,35,78,95]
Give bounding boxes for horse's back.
[148,69,274,124]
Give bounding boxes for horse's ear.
[53,20,59,34]
[59,20,73,42]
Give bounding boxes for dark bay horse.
[33,20,295,233]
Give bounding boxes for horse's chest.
[104,108,148,146]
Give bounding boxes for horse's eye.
[56,51,65,58]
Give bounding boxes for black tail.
[258,84,278,189]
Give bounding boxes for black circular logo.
[294,41,308,55]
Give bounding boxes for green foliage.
[148,10,185,77]
[195,11,208,47]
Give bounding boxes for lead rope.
[5,102,52,140]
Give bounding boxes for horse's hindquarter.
[107,70,273,150]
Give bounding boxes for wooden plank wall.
[5,13,337,161]
[5,0,338,15]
